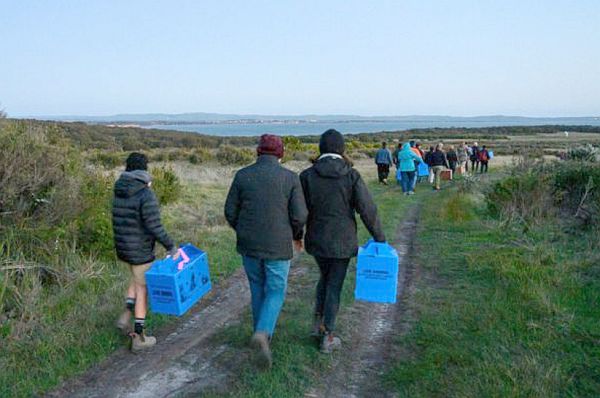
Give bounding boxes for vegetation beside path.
[386,173,600,396]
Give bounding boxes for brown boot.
[115,310,132,336]
[130,332,157,353]
[250,332,272,369]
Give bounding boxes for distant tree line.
[2,118,599,152]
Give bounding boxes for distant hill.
[24,113,600,125]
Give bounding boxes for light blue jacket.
[375,148,393,165]
[397,143,423,172]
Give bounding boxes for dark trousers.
[471,159,479,173]
[377,163,390,182]
[480,161,488,173]
[449,161,457,173]
[314,257,350,332]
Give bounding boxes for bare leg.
[127,279,136,300]
[134,283,148,319]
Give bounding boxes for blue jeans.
[400,171,415,193]
[242,256,290,336]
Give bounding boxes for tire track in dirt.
[305,203,421,398]
[47,264,306,398]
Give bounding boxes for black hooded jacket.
[300,156,386,259]
[112,170,174,265]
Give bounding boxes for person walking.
[392,143,402,169]
[398,142,423,195]
[464,142,471,172]
[446,145,458,173]
[424,146,435,184]
[374,142,393,185]
[409,141,423,191]
[300,129,386,354]
[470,142,480,173]
[112,152,178,352]
[415,142,425,158]
[224,134,308,369]
[457,143,468,175]
[479,145,490,173]
[430,143,450,191]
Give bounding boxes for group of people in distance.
[111,129,385,369]
[374,140,492,193]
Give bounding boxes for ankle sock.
[126,298,135,312]
[134,318,145,335]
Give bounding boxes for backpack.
[480,150,489,161]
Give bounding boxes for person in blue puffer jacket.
[397,142,423,195]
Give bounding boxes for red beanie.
[257,134,284,158]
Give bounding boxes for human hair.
[125,152,148,171]
[436,143,443,151]
[382,142,387,148]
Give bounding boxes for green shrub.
[89,151,127,169]
[76,173,115,257]
[567,144,600,162]
[216,145,255,165]
[150,166,182,206]
[188,148,213,164]
[553,161,600,224]
[486,169,556,224]
[0,121,83,224]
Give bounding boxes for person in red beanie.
[224,134,307,369]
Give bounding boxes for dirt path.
[305,203,421,398]
[49,264,300,398]
[49,203,421,398]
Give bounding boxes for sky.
[1,0,599,117]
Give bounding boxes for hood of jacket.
[398,143,415,159]
[400,142,412,153]
[313,156,352,178]
[114,170,152,198]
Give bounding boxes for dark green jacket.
[224,155,308,260]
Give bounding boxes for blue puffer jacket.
[397,143,423,172]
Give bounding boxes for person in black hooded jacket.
[112,152,177,352]
[300,129,386,354]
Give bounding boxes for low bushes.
[487,156,600,228]
[151,166,183,206]
[216,145,255,165]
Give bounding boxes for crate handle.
[177,248,190,270]
[363,239,392,256]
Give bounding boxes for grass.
[385,188,600,396]
[203,179,416,397]
[0,177,241,398]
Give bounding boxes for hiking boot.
[320,332,342,354]
[130,332,157,353]
[115,310,132,336]
[310,315,325,339]
[250,332,272,369]
[408,191,415,195]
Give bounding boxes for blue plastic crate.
[417,161,430,177]
[145,244,212,316]
[355,240,399,304]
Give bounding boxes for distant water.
[144,118,600,136]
